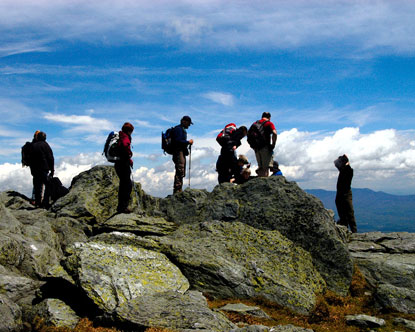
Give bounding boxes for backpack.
[48,176,69,202]
[161,127,175,155]
[216,123,237,146]
[103,131,120,162]
[247,120,269,150]
[21,142,33,167]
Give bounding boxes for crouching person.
[115,122,134,214]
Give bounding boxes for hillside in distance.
[306,188,415,233]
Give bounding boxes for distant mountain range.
[305,188,415,233]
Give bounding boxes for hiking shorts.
[255,145,274,170]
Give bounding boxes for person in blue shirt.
[171,116,194,194]
[270,160,283,176]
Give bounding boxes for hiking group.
[22,112,356,233]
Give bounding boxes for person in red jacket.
[115,122,134,214]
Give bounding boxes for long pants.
[32,170,50,207]
[173,151,186,192]
[216,151,238,184]
[255,146,274,177]
[336,190,357,233]
[115,161,132,211]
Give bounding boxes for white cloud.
[44,113,112,133]
[1,1,414,56]
[202,92,235,106]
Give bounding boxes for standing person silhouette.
[30,131,54,208]
[334,154,357,233]
[170,116,193,194]
[115,122,134,214]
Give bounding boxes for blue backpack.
[161,127,174,155]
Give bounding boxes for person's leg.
[115,162,132,212]
[173,151,186,193]
[40,171,51,208]
[255,146,272,177]
[344,191,357,233]
[33,172,43,206]
[335,194,347,226]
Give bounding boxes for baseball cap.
[181,115,193,125]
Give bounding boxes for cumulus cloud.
[44,113,112,133]
[1,1,414,56]
[202,92,235,106]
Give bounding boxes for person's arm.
[271,130,277,149]
[173,126,190,145]
[45,143,55,175]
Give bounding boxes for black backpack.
[247,120,269,150]
[103,131,120,162]
[21,142,33,167]
[161,127,174,155]
[48,176,69,202]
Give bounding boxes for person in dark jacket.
[30,131,54,208]
[216,126,247,184]
[171,116,194,194]
[27,130,40,205]
[115,122,134,213]
[334,154,357,233]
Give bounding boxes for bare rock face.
[160,177,353,295]
[63,239,190,313]
[115,290,236,331]
[149,221,325,314]
[349,232,415,314]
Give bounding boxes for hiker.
[115,122,134,214]
[230,155,250,184]
[216,126,248,184]
[248,112,277,177]
[30,131,54,208]
[334,154,357,233]
[233,167,255,184]
[270,160,283,176]
[22,130,40,204]
[171,116,194,194]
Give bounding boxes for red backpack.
[216,123,237,146]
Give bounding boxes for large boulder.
[52,166,160,225]
[135,221,325,314]
[29,299,80,329]
[63,239,190,313]
[0,192,65,279]
[160,177,353,295]
[349,232,415,313]
[115,290,236,331]
[0,294,23,332]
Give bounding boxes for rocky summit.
[0,165,413,332]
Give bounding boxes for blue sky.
[0,0,415,197]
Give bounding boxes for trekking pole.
[188,145,192,188]
[130,168,141,210]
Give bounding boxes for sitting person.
[233,167,255,184]
[270,160,283,176]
